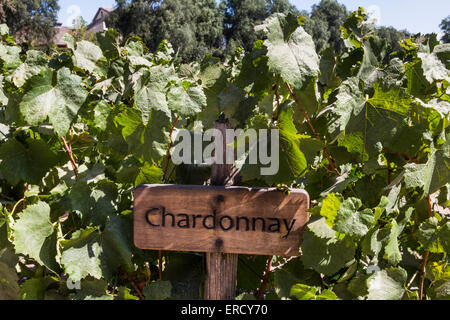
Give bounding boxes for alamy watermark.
[170,128,280,176]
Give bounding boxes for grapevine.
[0,8,449,300]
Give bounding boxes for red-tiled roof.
[53,26,72,47]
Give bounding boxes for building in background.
[53,7,115,48]
[53,22,72,48]
[87,7,115,33]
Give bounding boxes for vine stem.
[10,197,26,216]
[285,82,339,175]
[162,116,180,182]
[159,117,180,281]
[62,131,79,179]
[124,271,145,300]
[272,75,281,121]
[158,250,163,280]
[419,251,430,300]
[387,159,392,185]
[419,195,433,300]
[256,255,273,300]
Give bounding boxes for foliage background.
[0,7,449,300]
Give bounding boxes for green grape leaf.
[60,215,133,282]
[13,202,59,271]
[167,81,206,117]
[60,227,103,281]
[404,149,450,197]
[100,215,134,278]
[20,277,53,300]
[0,75,8,106]
[61,33,75,50]
[10,50,47,88]
[134,163,163,186]
[338,132,369,162]
[316,289,338,300]
[328,79,412,159]
[340,8,366,49]
[273,258,321,299]
[115,287,140,300]
[302,218,356,276]
[354,174,387,208]
[72,279,113,300]
[290,284,317,300]
[235,41,273,97]
[198,58,227,128]
[320,193,343,227]
[0,261,20,300]
[237,255,269,291]
[69,180,118,227]
[89,181,119,227]
[320,165,357,197]
[428,280,450,300]
[418,46,450,84]
[383,220,402,265]
[92,100,111,131]
[162,253,204,300]
[270,103,308,184]
[257,13,319,90]
[240,103,308,185]
[235,293,257,300]
[0,138,57,185]
[418,217,450,253]
[73,40,107,76]
[361,228,384,257]
[19,67,88,137]
[366,268,406,300]
[333,198,374,237]
[0,23,9,36]
[218,83,245,123]
[357,37,387,87]
[143,280,172,300]
[0,42,21,74]
[116,108,170,163]
[405,59,436,98]
[132,66,174,124]
[96,29,120,60]
[327,77,365,137]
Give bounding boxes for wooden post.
[204,117,239,300]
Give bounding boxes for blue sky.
[58,0,449,35]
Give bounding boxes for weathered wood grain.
[205,118,239,300]
[133,184,310,256]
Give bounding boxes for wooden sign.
[134,184,310,256]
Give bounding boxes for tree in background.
[303,1,410,54]
[70,16,95,43]
[107,0,223,62]
[221,0,298,54]
[0,0,59,45]
[375,26,410,52]
[106,0,158,48]
[108,0,414,61]
[440,16,450,43]
[156,0,224,61]
[0,0,14,22]
[303,0,348,53]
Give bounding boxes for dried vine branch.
[162,116,180,182]
[124,271,145,300]
[158,250,163,280]
[158,117,181,282]
[419,195,433,300]
[256,255,273,300]
[62,132,79,179]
